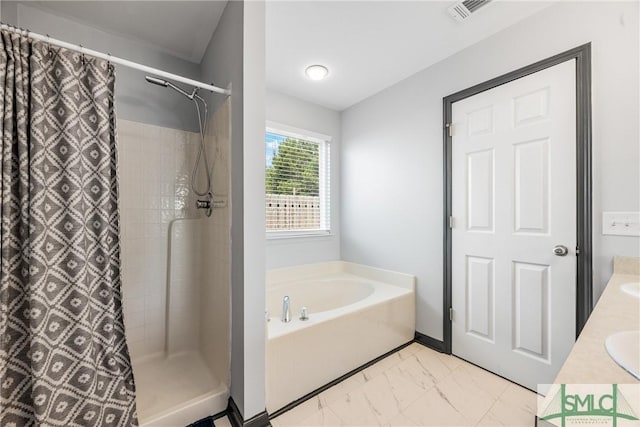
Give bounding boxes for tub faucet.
[281,296,291,323]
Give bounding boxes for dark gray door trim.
[442,44,592,354]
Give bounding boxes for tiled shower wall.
[117,100,230,370]
[199,101,231,385]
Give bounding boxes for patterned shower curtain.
[0,30,137,426]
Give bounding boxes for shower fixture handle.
[281,296,292,323]
[196,193,213,217]
[196,199,211,209]
[300,306,309,321]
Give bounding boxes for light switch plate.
[602,212,640,237]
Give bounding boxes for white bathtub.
[265,261,415,413]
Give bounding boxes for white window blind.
[265,124,331,236]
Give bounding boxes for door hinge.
[447,123,455,137]
[449,307,454,321]
[576,246,581,256]
[449,216,455,229]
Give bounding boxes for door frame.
[442,44,592,355]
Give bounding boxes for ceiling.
[20,1,555,109]
[23,1,228,63]
[266,1,555,111]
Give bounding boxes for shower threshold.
[133,351,228,426]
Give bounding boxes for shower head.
[144,75,211,200]
[145,76,168,87]
[145,75,195,100]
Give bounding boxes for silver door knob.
[553,245,569,256]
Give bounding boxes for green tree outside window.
[266,137,319,196]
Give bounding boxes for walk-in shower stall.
[1,6,232,426]
[118,99,232,425]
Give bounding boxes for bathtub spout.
[281,296,292,323]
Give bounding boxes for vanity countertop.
[553,256,640,384]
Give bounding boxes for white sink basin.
[605,331,640,380]
[620,282,640,298]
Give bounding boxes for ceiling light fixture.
[305,65,329,81]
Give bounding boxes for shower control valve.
[196,199,211,209]
[196,192,213,217]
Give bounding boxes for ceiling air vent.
[447,0,492,22]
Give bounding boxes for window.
[265,122,331,237]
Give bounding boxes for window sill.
[266,230,333,241]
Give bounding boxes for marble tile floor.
[269,343,537,427]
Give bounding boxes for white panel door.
[451,60,576,390]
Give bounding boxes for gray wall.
[0,1,18,25]
[341,1,640,340]
[200,0,246,416]
[9,2,201,132]
[265,90,341,269]
[201,1,267,420]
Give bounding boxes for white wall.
[242,0,267,420]
[265,90,341,269]
[10,2,202,132]
[341,1,639,340]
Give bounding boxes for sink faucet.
[281,296,291,323]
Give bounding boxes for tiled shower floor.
[270,342,537,426]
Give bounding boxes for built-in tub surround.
[117,100,231,425]
[266,261,415,413]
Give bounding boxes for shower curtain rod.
[0,23,231,96]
